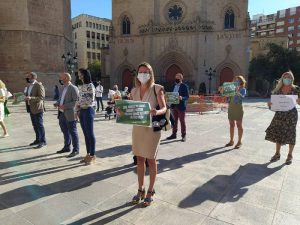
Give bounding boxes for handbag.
[152,85,171,132]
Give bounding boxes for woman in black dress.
[266,71,300,165]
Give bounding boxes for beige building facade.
[108,0,250,93]
[0,0,72,96]
[72,14,111,69]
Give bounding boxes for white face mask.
[137,73,150,85]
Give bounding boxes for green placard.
[115,100,151,127]
[222,82,237,97]
[12,92,25,104]
[165,92,179,104]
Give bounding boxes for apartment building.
[72,14,111,69]
[250,6,300,58]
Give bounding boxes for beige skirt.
[132,126,161,159]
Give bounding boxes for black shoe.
[56,148,71,154]
[166,134,177,140]
[34,143,47,149]
[66,151,79,158]
[181,136,186,142]
[29,141,39,146]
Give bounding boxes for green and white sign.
[221,82,237,97]
[165,92,179,104]
[12,92,25,104]
[115,100,151,127]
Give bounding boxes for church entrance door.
[122,69,134,91]
[165,64,183,91]
[220,67,234,85]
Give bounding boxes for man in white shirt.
[55,73,80,157]
[95,81,104,112]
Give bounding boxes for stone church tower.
[0,0,72,95]
[109,0,249,93]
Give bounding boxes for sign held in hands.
[270,95,298,112]
[165,92,179,104]
[115,100,152,127]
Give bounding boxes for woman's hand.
[150,108,158,116]
[297,98,300,105]
[267,102,272,108]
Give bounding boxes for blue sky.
[71,0,300,19]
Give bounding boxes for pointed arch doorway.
[165,64,183,91]
[122,69,134,91]
[220,67,234,85]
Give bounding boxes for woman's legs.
[0,121,8,135]
[275,143,281,155]
[288,144,295,156]
[236,120,243,144]
[229,120,235,143]
[147,159,157,193]
[136,156,146,190]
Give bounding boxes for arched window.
[224,9,235,29]
[122,16,131,35]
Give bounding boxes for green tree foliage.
[249,43,300,83]
[88,60,101,83]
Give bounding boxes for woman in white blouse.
[76,69,96,165]
[0,80,9,137]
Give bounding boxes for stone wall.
[0,0,72,96]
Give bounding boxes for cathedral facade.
[109,0,250,92]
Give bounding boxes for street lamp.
[61,51,77,75]
[205,67,216,94]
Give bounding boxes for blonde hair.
[0,80,6,89]
[272,71,295,94]
[135,62,155,88]
[234,75,246,87]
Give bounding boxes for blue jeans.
[30,112,46,144]
[59,112,79,152]
[96,97,104,111]
[79,107,96,156]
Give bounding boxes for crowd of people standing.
[0,65,299,207]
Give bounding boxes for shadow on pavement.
[0,163,134,211]
[95,145,131,158]
[0,153,63,170]
[68,203,142,225]
[157,146,234,172]
[0,145,34,153]
[178,162,285,208]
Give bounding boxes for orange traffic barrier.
[186,95,228,114]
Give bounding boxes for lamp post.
[61,51,77,75]
[205,67,216,94]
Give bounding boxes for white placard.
[271,95,298,112]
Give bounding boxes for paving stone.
[210,201,275,225]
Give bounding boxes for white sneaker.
[3,134,9,138]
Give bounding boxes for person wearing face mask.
[166,73,189,142]
[25,72,46,148]
[130,62,167,207]
[54,73,80,158]
[76,69,96,165]
[224,75,247,149]
[266,71,300,165]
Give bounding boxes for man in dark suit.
[55,73,80,158]
[25,72,47,149]
[166,73,189,142]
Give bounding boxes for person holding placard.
[0,80,9,137]
[266,71,300,165]
[166,73,189,142]
[223,76,247,149]
[130,62,167,207]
